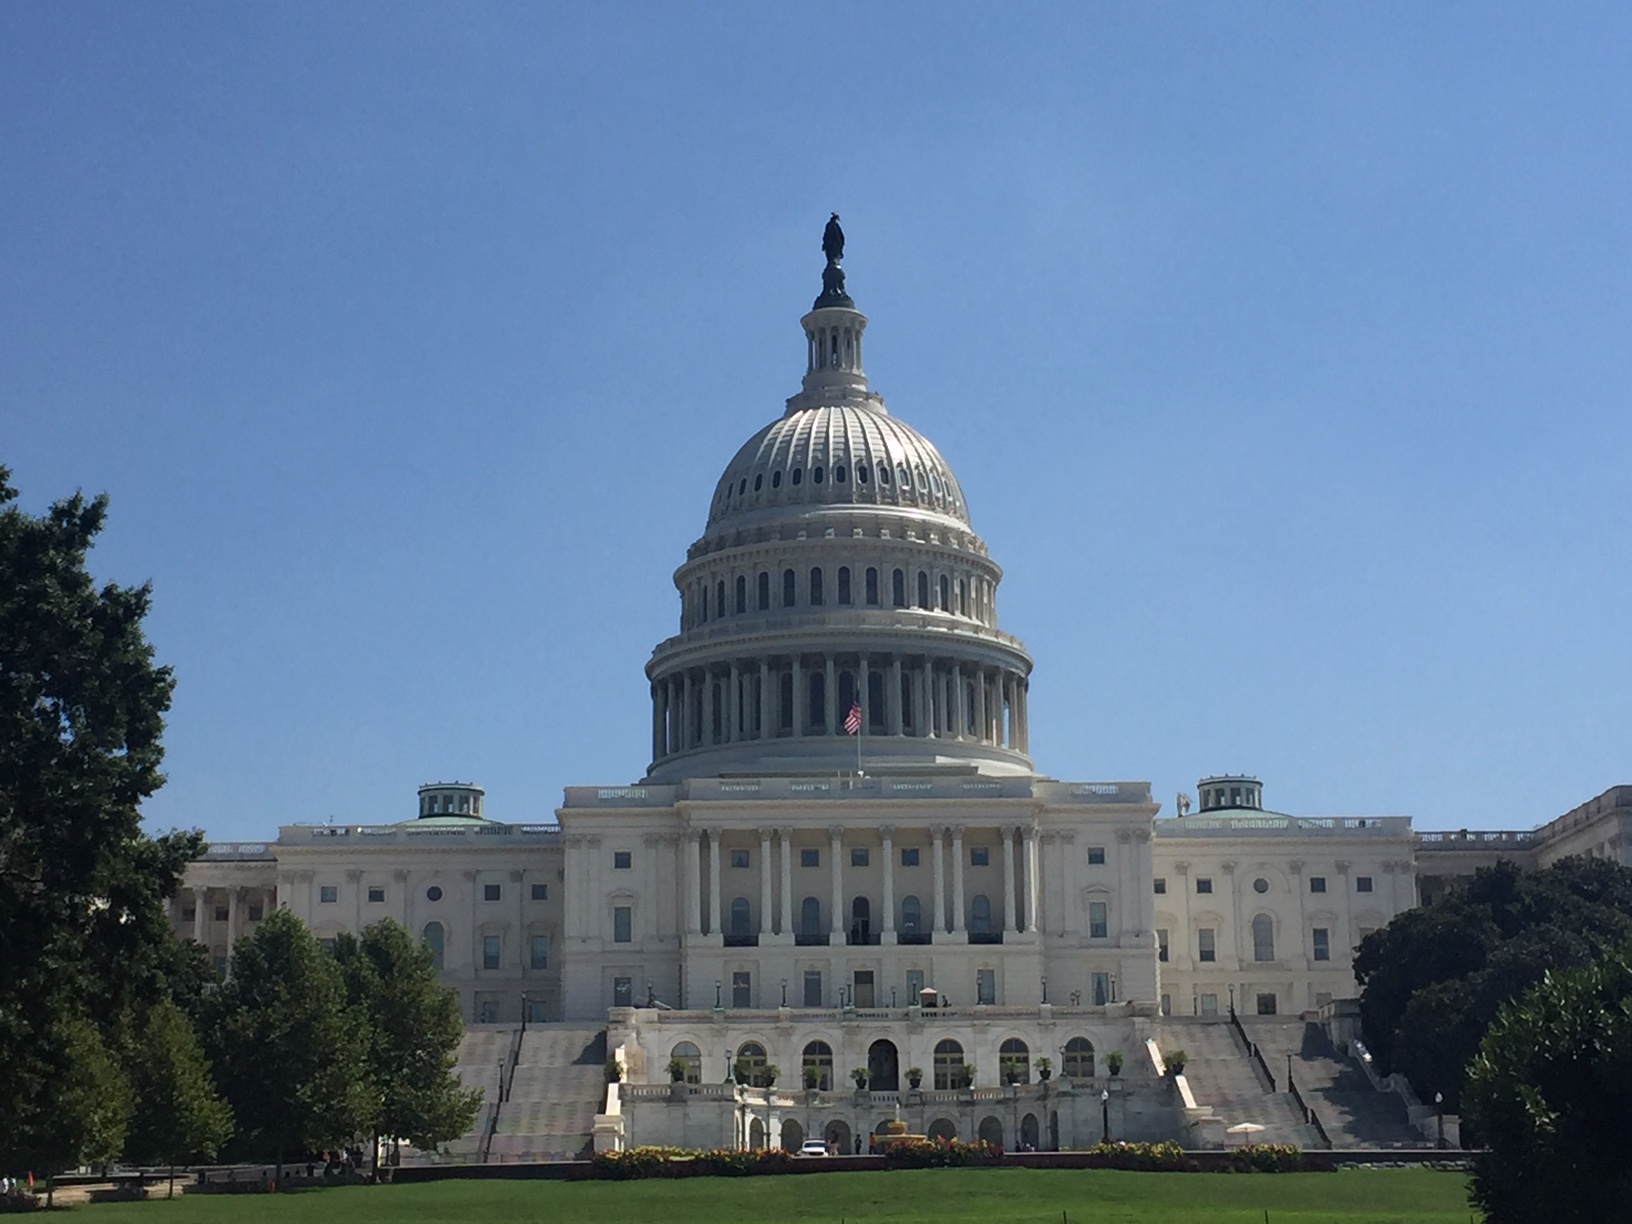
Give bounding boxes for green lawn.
[78,1168,1478,1223]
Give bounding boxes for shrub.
[1105,1050,1124,1075]
[1034,1056,1053,1081]
[604,1058,623,1083]
[666,1058,687,1084]
[1165,1048,1188,1075]
[802,1064,820,1089]
[850,1067,871,1090]
[882,1137,1003,1168]
[905,1066,923,1089]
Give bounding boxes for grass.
[76,1168,1479,1223]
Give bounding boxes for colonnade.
[680,825,1043,942]
[651,653,1029,762]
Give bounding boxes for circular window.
[771,470,782,488]
[1252,878,1269,894]
[427,885,444,902]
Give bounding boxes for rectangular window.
[181,906,196,922]
[1256,992,1278,1016]
[1199,993,1219,1017]
[1198,928,1216,962]
[1092,972,1110,1005]
[319,885,338,904]
[1356,876,1374,892]
[529,934,548,969]
[906,968,925,1000]
[976,968,996,1005]
[803,970,823,1007]
[901,847,920,867]
[865,567,879,605]
[1310,876,1327,893]
[1153,878,1166,894]
[1161,993,1172,1017]
[1089,901,1108,939]
[850,847,869,867]
[838,566,851,605]
[247,904,263,922]
[732,971,751,1008]
[527,997,549,1023]
[800,848,820,868]
[213,905,229,922]
[730,848,750,869]
[970,847,989,867]
[1157,928,1170,962]
[1313,927,1330,961]
[613,976,632,1007]
[482,935,501,970]
[853,970,875,1008]
[484,883,501,902]
[614,851,632,870]
[1196,878,1213,894]
[366,886,385,903]
[1315,991,1333,1008]
[1087,846,1106,865]
[531,882,548,901]
[613,906,632,943]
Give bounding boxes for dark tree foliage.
[122,999,233,1186]
[1466,948,1632,1223]
[0,470,201,1176]
[1354,857,1632,1111]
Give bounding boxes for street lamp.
[781,978,788,1006]
[715,979,722,1008]
[1041,975,1048,1004]
[1100,1088,1110,1144]
[1287,1052,1293,1093]
[1228,984,1236,1016]
[520,991,530,1033]
[1435,1092,1445,1149]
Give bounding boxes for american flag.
[843,701,862,735]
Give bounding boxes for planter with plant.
[1035,1056,1053,1082]
[762,1064,779,1088]
[667,1058,688,1084]
[732,1058,753,1086]
[1106,1050,1124,1077]
[905,1066,924,1090]
[850,1067,871,1093]
[960,1063,978,1092]
[605,1057,623,1084]
[802,1064,821,1090]
[1165,1049,1187,1077]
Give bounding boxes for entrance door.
[853,970,875,1008]
[866,1039,900,1091]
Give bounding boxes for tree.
[1465,948,1632,1223]
[208,908,374,1174]
[0,470,191,1178]
[334,919,480,1167]
[123,1000,233,1195]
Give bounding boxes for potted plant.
[1001,1057,1022,1086]
[604,1057,623,1083]
[733,1058,754,1086]
[1105,1050,1124,1077]
[762,1063,780,1088]
[850,1066,871,1094]
[667,1058,688,1083]
[1035,1056,1053,1082]
[960,1063,978,1092]
[1165,1049,1187,1077]
[905,1066,924,1091]
[803,1064,822,1091]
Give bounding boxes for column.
[858,653,870,733]
[668,678,680,752]
[192,888,205,943]
[888,657,903,735]
[918,663,932,737]
[702,667,716,746]
[880,826,896,942]
[932,827,947,934]
[682,673,695,748]
[1001,675,1012,748]
[1024,826,1040,934]
[708,830,722,937]
[759,658,771,741]
[951,827,966,933]
[974,667,987,744]
[652,685,664,759]
[686,831,703,934]
[728,663,740,743]
[226,888,240,954]
[1019,680,1029,751]
[824,655,837,735]
[793,658,806,737]
[951,663,964,739]
[779,831,793,935]
[928,662,941,737]
[1002,827,1018,933]
[758,828,774,935]
[829,826,845,939]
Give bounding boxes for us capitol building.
[176,222,1630,1155]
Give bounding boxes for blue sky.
[4,3,1628,839]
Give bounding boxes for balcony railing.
[969,931,1004,945]
[794,933,830,946]
[722,933,759,948]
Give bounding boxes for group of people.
[1,1174,33,1198]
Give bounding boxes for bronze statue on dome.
[822,213,845,264]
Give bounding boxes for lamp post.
[781,978,788,1007]
[520,992,530,1033]
[1041,974,1048,1004]
[1435,1092,1445,1149]
[715,979,722,1008]
[724,1047,734,1084]
[1287,1052,1293,1094]
[1100,1088,1110,1144]
[1228,984,1235,1016]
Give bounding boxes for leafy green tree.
[208,908,375,1174]
[335,919,480,1167]
[1466,948,1632,1223]
[0,470,194,1177]
[123,999,233,1195]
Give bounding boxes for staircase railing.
[479,1026,525,1164]
[1286,1069,1333,1149]
[1228,1005,1277,1092]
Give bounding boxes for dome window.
[879,466,891,485]
[916,468,929,492]
[739,478,747,496]
[792,468,803,486]
[771,471,782,489]
[897,464,911,488]
[857,464,869,484]
[930,472,942,495]
[834,464,846,483]
[813,466,824,484]
[753,474,763,492]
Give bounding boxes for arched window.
[422,921,444,971]
[1062,1037,1095,1079]
[792,467,803,485]
[757,571,770,611]
[730,897,751,940]
[800,896,822,938]
[999,1038,1031,1085]
[699,584,708,623]
[879,464,891,485]
[779,672,793,731]
[933,1039,966,1090]
[834,464,846,483]
[867,670,885,732]
[865,567,879,605]
[850,895,871,944]
[802,1040,834,1090]
[1252,913,1275,962]
[917,571,930,609]
[809,670,826,729]
[809,566,824,605]
[938,575,950,611]
[837,566,851,605]
[735,575,746,614]
[716,580,726,618]
[892,568,906,607]
[958,578,968,616]
[900,894,922,935]
[970,894,992,935]
[671,1041,702,1085]
[782,568,796,608]
[899,670,914,731]
[735,1041,769,1087]
[772,469,782,488]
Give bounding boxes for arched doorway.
[927,1117,957,1141]
[850,895,871,945]
[824,1119,853,1155]
[748,1116,765,1149]
[977,1115,1004,1148]
[999,1038,1031,1084]
[802,1040,834,1090]
[933,1038,965,1090]
[1062,1036,1095,1079]
[1021,1113,1040,1151]
[867,1038,900,1091]
[780,1118,804,1151]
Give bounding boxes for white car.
[797,1140,831,1157]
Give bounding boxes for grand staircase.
[488,1025,608,1162]
[1156,1018,1321,1148]
[1238,1018,1425,1149]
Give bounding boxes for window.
[809,567,824,605]
[1062,1037,1094,1078]
[1256,993,1278,1016]
[484,883,502,901]
[976,968,996,1005]
[782,568,796,607]
[907,969,925,1001]
[613,851,631,870]
[865,567,879,605]
[958,578,968,616]
[800,848,820,868]
[1252,913,1275,961]
[1153,878,1167,894]
[482,935,501,970]
[934,1039,966,1089]
[1157,929,1170,962]
[1087,846,1106,865]
[613,977,633,1007]
[1200,993,1218,1017]
[969,894,992,935]
[1196,878,1213,894]
[1252,877,1269,894]
[802,1040,833,1089]
[729,897,751,939]
[900,894,922,934]
[1089,901,1108,939]
[181,905,196,922]
[613,906,632,943]
[426,885,443,902]
[850,847,869,867]
[1313,927,1330,962]
[672,1041,702,1085]
[800,896,822,938]
[892,568,906,607]
[757,571,770,610]
[732,972,751,1009]
[1198,928,1216,962]
[999,1037,1030,1084]
[735,575,746,613]
[214,905,229,921]
[837,566,851,605]
[319,885,337,904]
[1356,876,1374,892]
[1092,972,1111,1005]
[1310,876,1327,893]
[529,934,548,969]
[716,580,725,618]
[803,970,823,1008]
[730,848,750,869]
[423,923,444,970]
[247,904,263,922]
[938,574,950,611]
[1161,993,1172,1016]
[853,969,875,1008]
[917,571,930,608]
[970,847,989,866]
[531,883,548,901]
[901,847,920,867]
[366,886,385,904]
